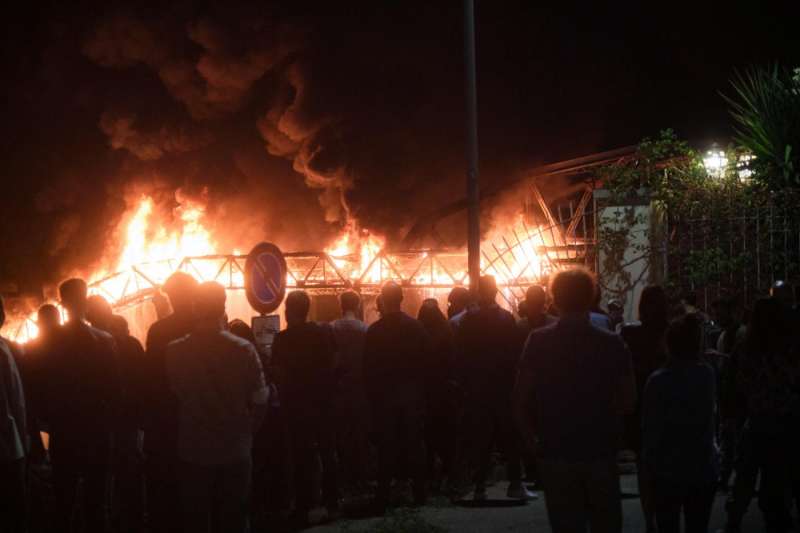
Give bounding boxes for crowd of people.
[1,267,799,533]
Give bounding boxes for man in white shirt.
[166,282,269,532]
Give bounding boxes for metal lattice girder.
[81,247,563,312]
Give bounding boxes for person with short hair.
[642,313,718,533]
[106,313,147,533]
[331,291,369,488]
[514,268,636,532]
[447,286,471,320]
[41,278,120,533]
[0,295,28,533]
[364,282,430,509]
[517,285,557,336]
[417,298,459,489]
[166,281,269,533]
[458,275,535,501]
[272,290,340,525]
[143,271,199,533]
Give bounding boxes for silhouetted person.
[15,304,59,466]
[41,278,119,533]
[363,282,429,509]
[447,286,470,320]
[144,271,198,533]
[0,295,28,533]
[608,299,625,332]
[165,281,268,533]
[590,288,613,331]
[228,318,256,344]
[516,285,556,490]
[417,298,459,490]
[105,314,147,533]
[725,297,799,533]
[331,291,369,488]
[620,285,669,532]
[458,275,533,501]
[272,290,339,525]
[710,296,747,492]
[642,313,718,533]
[87,294,114,331]
[514,269,635,532]
[517,285,557,336]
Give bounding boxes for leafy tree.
[724,65,800,189]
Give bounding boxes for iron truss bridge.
[87,214,595,315]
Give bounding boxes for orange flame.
[5,195,555,344]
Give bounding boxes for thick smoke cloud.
[84,13,296,120]
[99,112,213,161]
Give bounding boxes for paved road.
[308,474,765,532]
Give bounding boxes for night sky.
[1,1,799,290]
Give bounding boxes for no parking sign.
[244,242,287,315]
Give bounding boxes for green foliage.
[724,65,800,188]
[597,126,800,302]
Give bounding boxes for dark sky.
[1,1,799,289]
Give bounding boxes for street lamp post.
[464,0,481,295]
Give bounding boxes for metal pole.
[464,0,481,295]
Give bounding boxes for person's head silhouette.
[549,268,595,315]
[163,272,199,316]
[193,281,227,326]
[639,285,668,328]
[285,290,311,327]
[59,278,89,323]
[87,295,113,330]
[340,291,361,318]
[524,285,547,318]
[447,286,470,319]
[477,275,498,307]
[380,282,403,314]
[37,304,61,337]
[110,315,131,338]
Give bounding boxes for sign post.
[244,242,287,355]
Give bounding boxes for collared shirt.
[0,339,26,461]
[166,327,268,465]
[519,314,634,461]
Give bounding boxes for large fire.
[4,193,559,344]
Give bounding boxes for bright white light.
[703,149,728,178]
[737,153,755,181]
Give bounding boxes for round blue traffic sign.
[244,242,287,314]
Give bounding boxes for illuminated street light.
[703,147,728,178]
